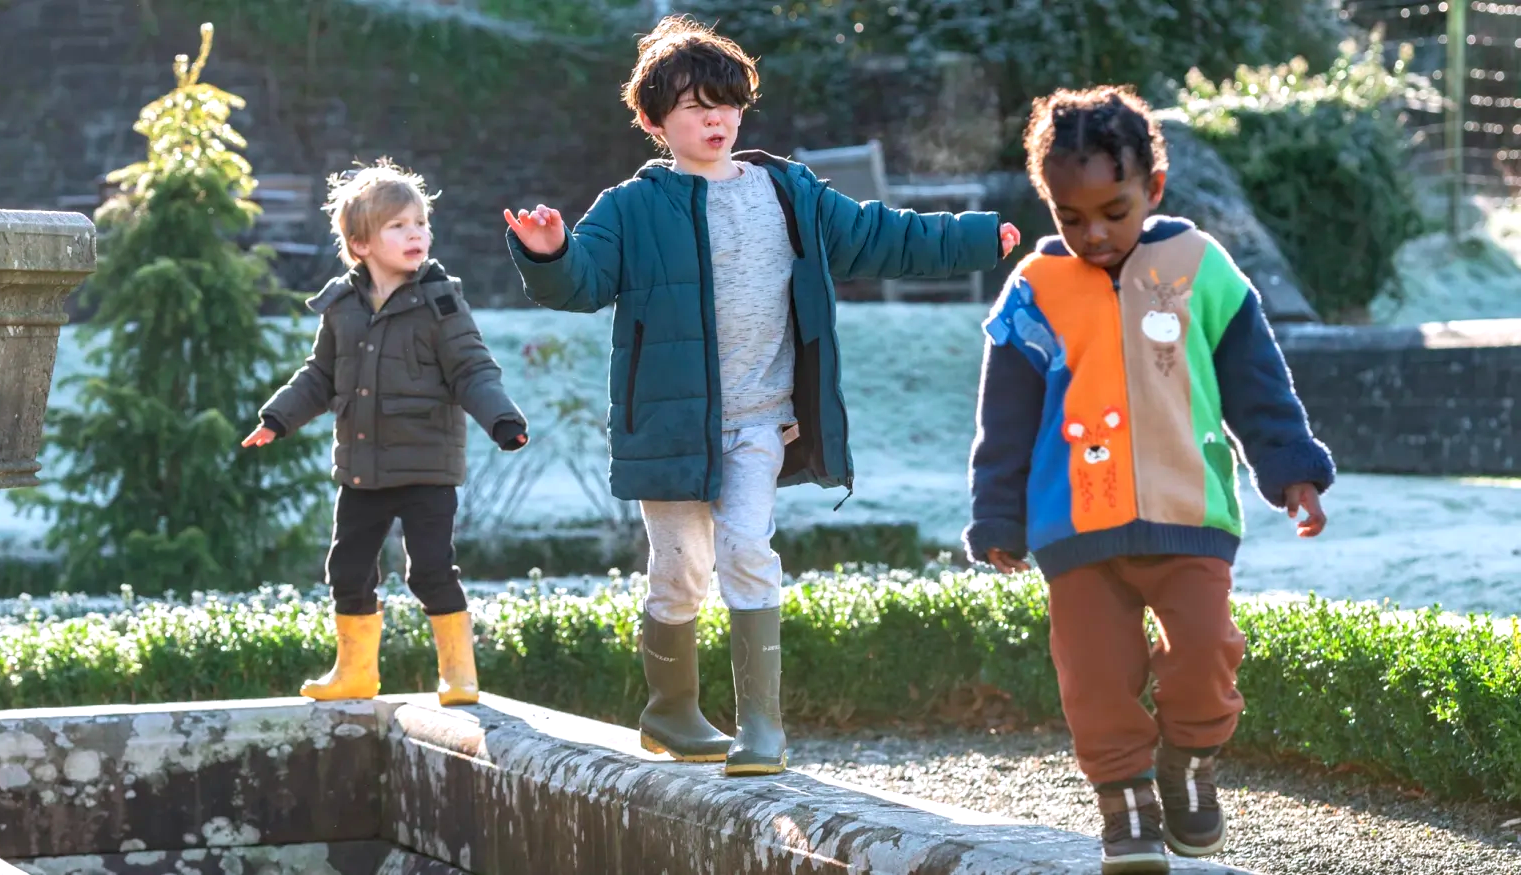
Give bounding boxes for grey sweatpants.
[641,425,787,624]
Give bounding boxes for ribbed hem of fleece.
[1033,521,1240,582]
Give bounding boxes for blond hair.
[322,158,436,267]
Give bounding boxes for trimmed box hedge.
[2,568,1516,804]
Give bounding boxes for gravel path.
[791,728,1521,875]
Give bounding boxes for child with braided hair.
[965,86,1334,874]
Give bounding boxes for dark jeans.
[326,485,466,616]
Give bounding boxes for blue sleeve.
[818,186,1001,281]
[963,338,1044,564]
[506,188,623,313]
[1213,290,1335,508]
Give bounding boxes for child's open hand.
[241,426,276,448]
[986,548,1031,574]
[999,222,1020,258]
[1284,483,1327,537]
[504,205,567,256]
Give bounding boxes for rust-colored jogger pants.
[1047,555,1246,785]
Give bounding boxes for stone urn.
[0,210,96,490]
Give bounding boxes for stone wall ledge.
[3,694,1257,874]
[385,693,1255,875]
[1277,317,1521,351]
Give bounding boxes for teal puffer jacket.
[507,150,1000,503]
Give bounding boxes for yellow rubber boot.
[301,611,383,701]
[429,611,480,706]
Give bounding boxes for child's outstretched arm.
[1205,240,1334,536]
[963,283,1046,570]
[430,287,529,451]
[503,191,623,314]
[245,316,338,447]
[818,185,1017,281]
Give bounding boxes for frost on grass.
[5,299,1520,616]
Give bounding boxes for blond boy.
[244,159,528,705]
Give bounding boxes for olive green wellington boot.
[725,607,787,776]
[638,612,732,762]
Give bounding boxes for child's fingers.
[503,208,523,232]
[1298,494,1327,537]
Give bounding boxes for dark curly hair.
[1023,85,1169,201]
[622,16,759,132]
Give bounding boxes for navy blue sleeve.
[1213,290,1335,508]
[963,339,1044,563]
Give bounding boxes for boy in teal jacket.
[505,15,1018,776]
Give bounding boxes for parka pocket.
[380,396,447,447]
[625,320,645,434]
[404,342,422,381]
[381,396,444,419]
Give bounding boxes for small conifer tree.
[18,24,329,594]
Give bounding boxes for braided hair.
[1023,86,1168,201]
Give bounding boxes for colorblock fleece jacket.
[963,217,1334,579]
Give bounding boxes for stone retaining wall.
[1,695,1256,875]
[1279,319,1520,476]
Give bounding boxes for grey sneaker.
[1157,745,1228,857]
[1098,783,1170,874]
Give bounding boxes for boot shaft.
[301,611,383,701]
[729,607,783,724]
[638,611,731,762]
[725,607,786,776]
[640,612,702,706]
[428,610,479,706]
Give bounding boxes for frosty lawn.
[6,302,1518,618]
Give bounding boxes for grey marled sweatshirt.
[704,163,797,430]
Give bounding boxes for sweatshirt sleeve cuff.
[962,517,1028,565]
[1248,438,1335,509]
[507,230,569,265]
[260,413,287,439]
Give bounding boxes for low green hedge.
[2,569,1515,804]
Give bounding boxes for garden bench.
[793,138,991,302]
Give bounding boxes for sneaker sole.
[639,732,729,763]
[1164,809,1228,858]
[1101,851,1170,874]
